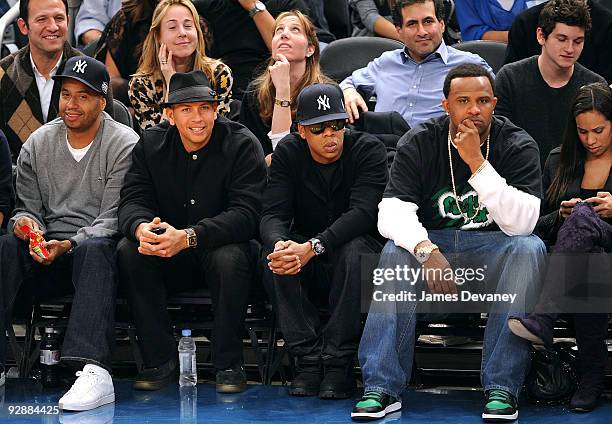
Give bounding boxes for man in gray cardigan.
[0,56,138,411]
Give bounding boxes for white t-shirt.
[66,136,93,162]
[29,53,62,122]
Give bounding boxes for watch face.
[416,251,427,262]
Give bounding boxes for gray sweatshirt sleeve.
[349,0,385,33]
[9,141,47,234]
[71,127,138,245]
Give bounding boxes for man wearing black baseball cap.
[0,55,139,411]
[117,70,266,393]
[260,83,388,399]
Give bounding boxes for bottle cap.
[182,329,191,337]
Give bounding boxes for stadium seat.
[112,99,134,129]
[320,37,403,83]
[452,40,507,74]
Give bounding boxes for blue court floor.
[0,379,611,423]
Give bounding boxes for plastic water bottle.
[178,329,197,386]
[40,327,61,388]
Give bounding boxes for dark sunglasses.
[306,119,346,135]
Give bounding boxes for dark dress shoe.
[289,363,321,397]
[507,315,554,347]
[133,358,178,390]
[570,385,603,412]
[319,365,355,399]
[216,366,247,393]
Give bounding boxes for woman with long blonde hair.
[129,0,232,131]
[239,10,332,164]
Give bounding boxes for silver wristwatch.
[249,1,266,17]
[185,228,197,248]
[309,238,325,256]
[414,243,439,264]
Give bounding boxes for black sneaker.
[289,363,321,397]
[482,389,518,422]
[351,390,402,421]
[216,366,247,393]
[133,358,178,391]
[319,365,356,399]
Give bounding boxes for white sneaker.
[59,364,115,411]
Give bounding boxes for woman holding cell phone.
[508,82,612,413]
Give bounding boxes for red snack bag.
[20,225,50,259]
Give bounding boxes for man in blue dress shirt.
[340,0,493,126]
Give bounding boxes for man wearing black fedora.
[117,70,266,393]
[0,55,138,411]
[260,83,388,399]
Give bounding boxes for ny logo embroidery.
[72,59,88,74]
[317,95,330,111]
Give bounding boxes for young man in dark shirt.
[261,83,388,399]
[117,70,266,393]
[495,0,606,169]
[352,64,546,422]
[504,0,612,84]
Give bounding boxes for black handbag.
[525,343,577,405]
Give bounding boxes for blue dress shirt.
[340,41,494,128]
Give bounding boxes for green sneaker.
[351,390,401,421]
[482,389,518,422]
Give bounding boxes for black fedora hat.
[160,70,220,108]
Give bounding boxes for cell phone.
[150,227,166,235]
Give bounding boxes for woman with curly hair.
[128,0,232,131]
[239,10,332,165]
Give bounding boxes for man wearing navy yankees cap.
[0,55,139,411]
[260,83,388,399]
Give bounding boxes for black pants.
[533,204,610,384]
[263,234,381,365]
[117,238,253,370]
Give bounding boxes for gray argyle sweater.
[9,112,138,244]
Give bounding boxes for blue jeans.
[0,234,118,370]
[359,230,546,399]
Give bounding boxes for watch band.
[414,243,439,264]
[249,1,266,17]
[309,238,325,256]
[185,228,197,248]
[274,98,291,107]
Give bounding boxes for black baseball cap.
[53,56,109,96]
[296,83,349,126]
[160,70,220,108]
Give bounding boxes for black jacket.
[260,129,388,252]
[537,146,612,243]
[504,0,612,84]
[118,117,266,250]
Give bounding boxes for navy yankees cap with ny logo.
[53,56,110,96]
[296,83,349,126]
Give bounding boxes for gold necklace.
[447,129,490,222]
